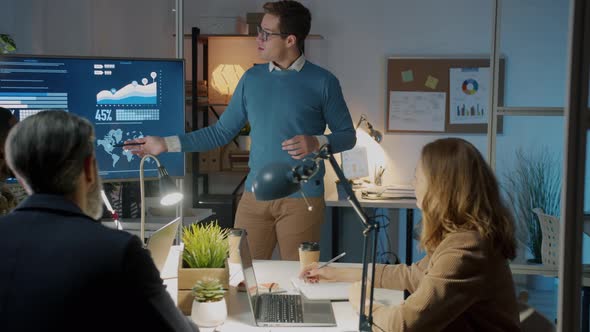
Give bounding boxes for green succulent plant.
[191,278,226,303]
[182,221,229,268]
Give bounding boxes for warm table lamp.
[139,154,184,244]
[356,114,386,185]
[210,64,245,103]
[251,145,379,332]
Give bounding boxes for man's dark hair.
[263,0,311,52]
[0,107,14,144]
[5,110,95,195]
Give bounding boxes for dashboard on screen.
[0,55,185,181]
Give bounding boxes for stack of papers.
[361,184,415,200]
[291,277,351,301]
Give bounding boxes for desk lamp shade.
[157,166,183,206]
[252,162,300,201]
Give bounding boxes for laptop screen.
[146,217,181,272]
[238,233,260,316]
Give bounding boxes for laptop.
[237,229,337,327]
[146,217,181,272]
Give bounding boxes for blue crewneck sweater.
[179,60,356,198]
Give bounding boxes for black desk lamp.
[252,145,379,332]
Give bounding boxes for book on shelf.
[230,161,249,170]
[228,151,249,162]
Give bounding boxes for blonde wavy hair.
[418,138,516,259]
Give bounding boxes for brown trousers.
[234,192,325,260]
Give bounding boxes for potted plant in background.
[504,147,561,290]
[224,122,251,171]
[236,121,251,150]
[0,34,16,54]
[190,278,228,327]
[177,221,230,315]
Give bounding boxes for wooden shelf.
[201,169,249,174]
[180,33,324,41]
[197,103,229,107]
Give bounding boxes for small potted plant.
[504,147,561,264]
[503,147,561,291]
[190,278,228,327]
[177,221,230,314]
[0,34,16,54]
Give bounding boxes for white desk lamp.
[355,115,386,185]
[355,114,382,143]
[139,154,184,244]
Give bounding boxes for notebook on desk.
[361,185,416,200]
[291,277,406,305]
[236,229,336,327]
[291,277,352,301]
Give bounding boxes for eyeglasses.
[256,25,290,42]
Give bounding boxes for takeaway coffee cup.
[299,241,320,271]
[228,228,244,264]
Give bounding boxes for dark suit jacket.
[0,194,198,332]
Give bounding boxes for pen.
[316,252,346,270]
[112,142,145,147]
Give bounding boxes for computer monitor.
[0,54,185,181]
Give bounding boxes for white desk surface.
[510,263,590,286]
[162,246,405,331]
[325,193,417,209]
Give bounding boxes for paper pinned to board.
[425,75,439,89]
[388,91,446,132]
[401,69,414,82]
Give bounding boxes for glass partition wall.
[488,0,589,330]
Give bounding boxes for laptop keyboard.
[258,294,304,323]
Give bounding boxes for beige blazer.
[371,231,520,332]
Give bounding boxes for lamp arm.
[321,147,378,332]
[101,190,123,230]
[139,154,161,245]
[355,114,368,130]
[326,153,370,228]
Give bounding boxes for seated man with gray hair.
[0,111,197,332]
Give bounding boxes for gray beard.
[84,175,104,220]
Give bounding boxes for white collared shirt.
[268,54,306,72]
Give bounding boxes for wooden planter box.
[177,254,229,315]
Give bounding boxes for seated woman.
[302,138,520,331]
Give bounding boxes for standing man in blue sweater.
[127,0,356,260]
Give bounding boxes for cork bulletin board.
[386,57,504,134]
